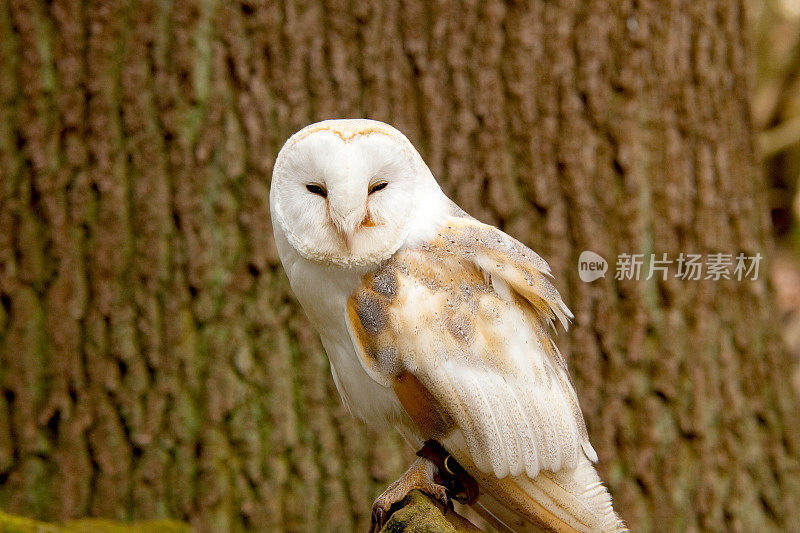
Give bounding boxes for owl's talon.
[369,456,450,531]
[369,506,385,533]
[370,485,450,532]
[430,482,451,510]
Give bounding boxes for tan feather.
[464,453,626,532]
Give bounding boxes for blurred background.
[1,1,800,532]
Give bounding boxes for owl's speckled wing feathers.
[346,215,597,480]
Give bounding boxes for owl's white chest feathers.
[274,226,402,428]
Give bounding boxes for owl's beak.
[341,232,355,251]
[329,205,367,251]
[337,214,380,250]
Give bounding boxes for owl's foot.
[369,456,450,533]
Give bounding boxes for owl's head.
[270,119,444,267]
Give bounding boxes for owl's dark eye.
[306,184,327,197]
[369,182,388,195]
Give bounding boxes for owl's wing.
[346,216,596,480]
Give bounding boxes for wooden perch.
[379,490,483,533]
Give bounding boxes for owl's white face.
[271,120,427,267]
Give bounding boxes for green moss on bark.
[0,509,188,533]
[380,491,481,533]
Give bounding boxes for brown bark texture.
[0,0,798,532]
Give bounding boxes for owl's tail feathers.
[470,455,627,533]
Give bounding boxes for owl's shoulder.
[346,214,573,378]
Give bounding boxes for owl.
[270,119,625,532]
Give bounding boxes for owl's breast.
[284,247,403,429]
[318,332,404,430]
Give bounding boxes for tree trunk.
[1,0,798,532]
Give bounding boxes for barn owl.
[270,119,626,532]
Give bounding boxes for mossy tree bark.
[0,1,798,532]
